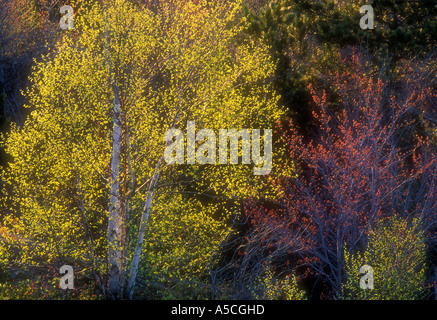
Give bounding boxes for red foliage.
[244,51,437,297]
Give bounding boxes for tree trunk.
[126,160,163,299]
[107,83,126,300]
[125,111,179,299]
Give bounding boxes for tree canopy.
[0,0,435,301]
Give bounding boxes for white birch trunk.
[107,83,124,299]
[126,110,180,299]
[126,161,162,299]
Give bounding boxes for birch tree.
[1,0,284,299]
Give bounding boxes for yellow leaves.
[343,216,427,300]
[2,0,291,286]
[254,266,306,300]
[143,191,231,275]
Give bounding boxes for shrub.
[343,216,427,300]
[254,266,306,300]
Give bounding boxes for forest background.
[0,0,436,300]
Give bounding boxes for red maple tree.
[243,51,437,298]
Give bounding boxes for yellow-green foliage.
[343,216,427,300]
[0,0,285,295]
[253,266,306,300]
[0,225,10,269]
[0,270,99,300]
[137,191,231,299]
